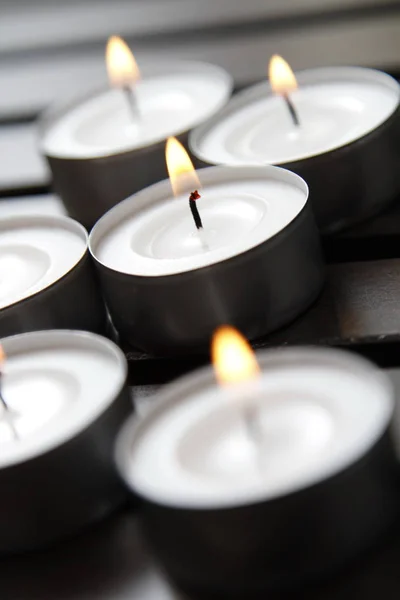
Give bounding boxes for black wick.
[189,190,203,230]
[283,93,300,127]
[123,85,140,120]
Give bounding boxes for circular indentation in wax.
[226,100,358,164]
[43,64,233,158]
[75,87,196,150]
[177,397,334,482]
[0,244,51,308]
[0,368,79,444]
[130,193,268,260]
[124,349,392,507]
[195,74,400,165]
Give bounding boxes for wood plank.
[1,0,397,55]
[0,194,65,218]
[324,201,400,263]
[0,125,49,194]
[2,13,400,118]
[125,259,400,384]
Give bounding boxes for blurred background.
[2,0,400,114]
[1,0,400,196]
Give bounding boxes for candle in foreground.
[116,330,398,596]
[190,60,400,232]
[40,37,233,228]
[90,140,324,354]
[0,329,130,554]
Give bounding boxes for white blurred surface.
[0,194,65,218]
[0,125,49,190]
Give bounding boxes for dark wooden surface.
[125,257,400,384]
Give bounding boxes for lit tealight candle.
[116,330,398,597]
[40,37,233,227]
[190,59,400,232]
[0,214,106,337]
[90,141,324,354]
[0,329,130,554]
[106,35,141,121]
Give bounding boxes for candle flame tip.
[106,35,140,88]
[165,137,200,197]
[269,54,298,95]
[212,326,260,386]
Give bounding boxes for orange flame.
[166,137,201,197]
[0,345,5,367]
[268,55,298,96]
[211,326,260,386]
[106,36,140,88]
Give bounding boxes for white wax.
[193,67,400,165]
[0,330,126,467]
[0,215,86,310]
[91,166,307,276]
[123,349,392,508]
[41,61,232,158]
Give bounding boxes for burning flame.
[106,36,140,88]
[268,55,298,96]
[166,137,201,197]
[0,345,5,368]
[212,326,260,386]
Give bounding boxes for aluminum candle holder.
[116,347,400,598]
[40,61,233,229]
[89,165,324,356]
[0,215,107,338]
[190,67,400,233]
[0,330,131,554]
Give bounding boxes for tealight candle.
[0,214,107,338]
[89,141,324,355]
[190,60,400,233]
[116,329,399,597]
[0,329,130,554]
[40,37,232,228]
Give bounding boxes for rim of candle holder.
[0,214,90,314]
[39,59,233,161]
[116,345,393,510]
[89,164,310,279]
[0,328,128,466]
[189,65,400,167]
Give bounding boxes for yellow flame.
[106,36,140,88]
[268,55,298,96]
[212,326,260,386]
[166,137,201,197]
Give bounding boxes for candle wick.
[0,375,9,413]
[243,405,262,445]
[0,373,19,440]
[243,404,264,470]
[122,85,140,121]
[189,191,209,251]
[283,93,300,127]
[189,190,204,230]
